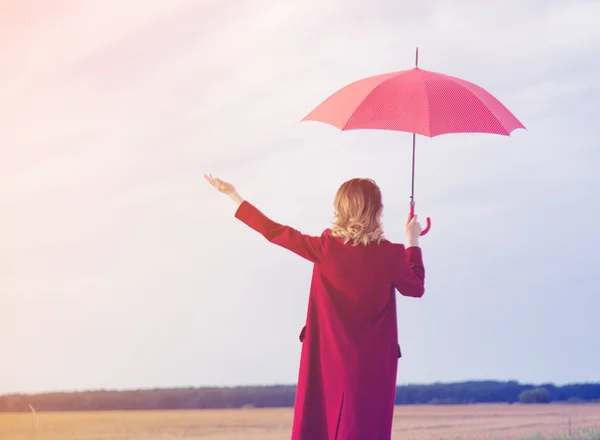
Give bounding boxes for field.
[1,404,599,440]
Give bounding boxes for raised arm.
[392,214,425,297]
[392,244,425,298]
[204,174,328,263]
[235,201,328,263]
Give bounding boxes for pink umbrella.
[301,48,525,235]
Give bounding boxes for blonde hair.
[330,178,384,246]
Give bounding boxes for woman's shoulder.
[378,238,406,252]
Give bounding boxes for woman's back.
[316,233,424,317]
[204,173,426,439]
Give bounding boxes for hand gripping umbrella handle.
[409,204,431,236]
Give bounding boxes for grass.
[523,430,600,440]
[440,427,600,440]
[443,436,600,440]
[0,404,598,439]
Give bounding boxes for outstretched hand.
[204,174,236,195]
[204,173,245,206]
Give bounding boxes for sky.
[1,0,599,395]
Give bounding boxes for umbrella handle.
[421,217,431,236]
[409,205,431,236]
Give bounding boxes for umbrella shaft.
[410,133,416,205]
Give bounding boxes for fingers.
[204,174,226,185]
[405,213,423,235]
[204,173,233,194]
[204,173,221,188]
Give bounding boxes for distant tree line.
[0,381,599,412]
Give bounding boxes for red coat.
[235,201,425,440]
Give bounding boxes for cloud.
[1,0,599,393]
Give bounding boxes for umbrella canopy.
[302,65,524,137]
[301,48,525,235]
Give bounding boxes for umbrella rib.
[422,71,433,137]
[340,72,405,131]
[445,75,511,135]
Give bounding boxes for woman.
[204,174,425,440]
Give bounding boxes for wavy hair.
[330,178,384,246]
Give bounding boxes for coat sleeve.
[234,200,328,264]
[392,244,425,298]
